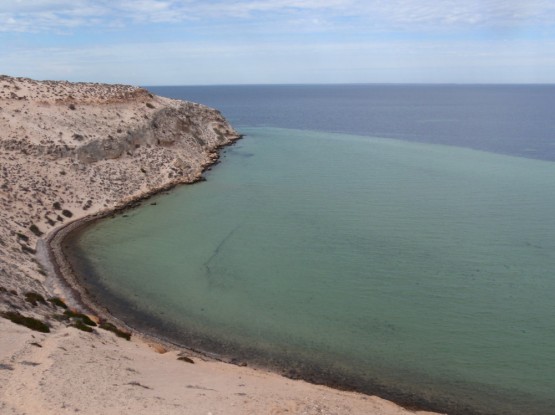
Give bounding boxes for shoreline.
[39,136,450,415]
[1,75,444,415]
[40,138,243,355]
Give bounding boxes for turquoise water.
[68,128,555,415]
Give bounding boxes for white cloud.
[352,0,555,28]
[0,0,355,31]
[2,0,554,33]
[3,37,554,84]
[1,0,553,84]
[0,0,108,32]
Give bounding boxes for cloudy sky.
[1,0,555,85]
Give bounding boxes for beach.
[1,316,441,415]
[0,75,441,415]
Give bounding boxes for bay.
[67,86,555,414]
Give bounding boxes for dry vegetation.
[0,74,240,324]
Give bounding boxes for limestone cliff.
[0,75,241,318]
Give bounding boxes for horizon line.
[143,82,555,88]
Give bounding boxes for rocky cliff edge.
[0,75,240,319]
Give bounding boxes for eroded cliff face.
[0,75,240,318]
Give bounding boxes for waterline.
[67,128,555,415]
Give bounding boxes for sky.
[1,0,555,85]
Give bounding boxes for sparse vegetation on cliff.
[24,292,47,306]
[0,74,240,337]
[48,297,68,309]
[99,321,131,340]
[1,311,50,333]
[64,310,97,326]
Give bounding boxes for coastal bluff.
[0,75,439,415]
[0,75,240,316]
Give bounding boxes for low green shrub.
[1,311,50,333]
[16,233,29,242]
[52,313,70,322]
[25,292,47,306]
[29,224,43,237]
[64,310,97,326]
[71,320,94,333]
[48,297,68,309]
[99,321,131,340]
[21,245,36,255]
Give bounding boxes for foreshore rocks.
[0,75,241,319]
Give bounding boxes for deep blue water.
[148,84,555,162]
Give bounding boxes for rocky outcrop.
[75,105,234,164]
[0,75,241,319]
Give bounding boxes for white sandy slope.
[0,319,442,415]
[0,75,443,415]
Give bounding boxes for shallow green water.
[69,128,555,415]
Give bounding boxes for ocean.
[66,85,555,415]
[149,84,555,161]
